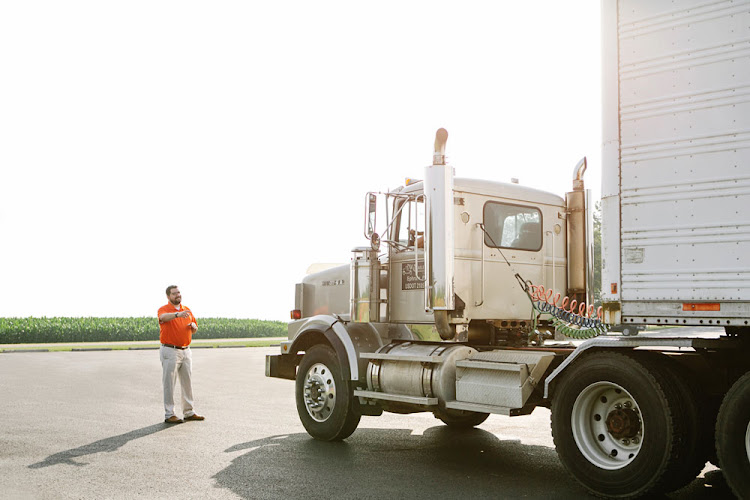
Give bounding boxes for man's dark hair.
[166,285,179,296]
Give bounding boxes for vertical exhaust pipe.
[573,157,587,191]
[566,157,593,309]
[424,128,455,340]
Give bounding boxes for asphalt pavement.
[0,346,732,499]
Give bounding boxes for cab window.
[483,202,542,251]
[393,198,425,250]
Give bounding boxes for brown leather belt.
[162,343,188,350]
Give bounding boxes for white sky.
[0,1,601,321]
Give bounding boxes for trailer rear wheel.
[551,352,679,497]
[434,408,489,428]
[295,344,361,441]
[716,371,750,498]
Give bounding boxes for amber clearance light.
[291,309,302,320]
[682,303,720,311]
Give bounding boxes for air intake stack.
[565,157,593,310]
[424,128,456,340]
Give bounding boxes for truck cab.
[379,177,569,344]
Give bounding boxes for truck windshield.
[483,202,542,251]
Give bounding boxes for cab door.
[387,196,433,325]
[479,201,545,320]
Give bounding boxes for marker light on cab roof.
[405,178,422,186]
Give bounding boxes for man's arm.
[185,308,198,333]
[158,311,189,323]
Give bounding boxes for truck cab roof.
[397,177,564,207]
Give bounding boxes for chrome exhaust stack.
[424,128,456,340]
[566,157,593,310]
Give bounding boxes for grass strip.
[1,338,281,353]
[0,317,287,344]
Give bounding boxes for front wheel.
[716,371,750,498]
[295,344,361,441]
[551,352,681,498]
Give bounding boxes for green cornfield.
[0,317,287,344]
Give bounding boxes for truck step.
[455,359,525,372]
[445,400,534,417]
[455,350,555,409]
[353,389,437,406]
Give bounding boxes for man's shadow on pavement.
[28,423,169,468]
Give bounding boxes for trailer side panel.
[604,0,750,326]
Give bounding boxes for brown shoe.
[184,414,205,421]
[164,416,183,424]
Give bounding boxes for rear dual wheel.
[295,344,361,441]
[551,352,697,498]
[638,354,707,492]
[716,371,750,498]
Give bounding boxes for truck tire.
[551,351,681,498]
[434,408,489,428]
[716,371,750,498]
[295,344,361,441]
[638,354,705,492]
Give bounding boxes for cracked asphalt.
[0,347,729,499]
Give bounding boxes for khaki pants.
[160,345,195,419]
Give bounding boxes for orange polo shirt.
[158,303,197,347]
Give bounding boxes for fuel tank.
[367,342,477,410]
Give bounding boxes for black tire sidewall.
[716,372,750,497]
[295,344,356,441]
[551,352,673,497]
[635,352,711,493]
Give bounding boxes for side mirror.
[364,193,377,239]
[371,232,380,251]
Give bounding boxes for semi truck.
[266,0,750,497]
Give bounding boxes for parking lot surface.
[0,347,729,499]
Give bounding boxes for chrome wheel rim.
[303,362,336,422]
[571,381,643,470]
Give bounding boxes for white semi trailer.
[266,1,750,497]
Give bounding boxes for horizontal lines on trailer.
[619,37,750,81]
[620,83,750,121]
[618,0,750,39]
[620,175,750,204]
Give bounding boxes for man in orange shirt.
[158,285,205,424]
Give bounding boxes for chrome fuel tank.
[366,342,476,408]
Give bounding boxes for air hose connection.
[528,283,610,339]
